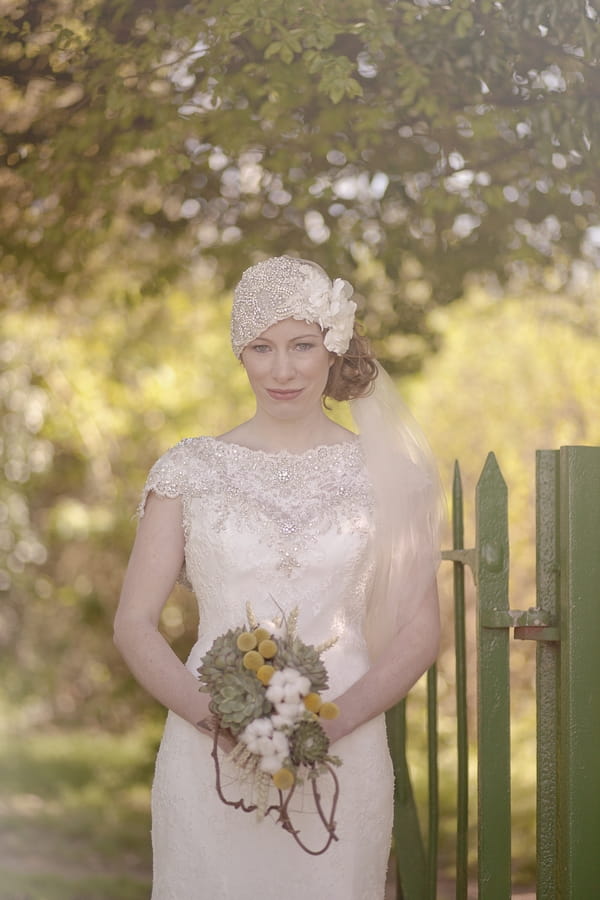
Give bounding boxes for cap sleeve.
[137,440,191,518]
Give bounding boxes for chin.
[264,396,319,418]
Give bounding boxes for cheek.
[308,355,334,387]
[240,359,260,391]
[241,353,264,377]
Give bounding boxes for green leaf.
[455,11,475,38]
[264,40,282,58]
[329,82,345,104]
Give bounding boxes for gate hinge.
[480,608,559,642]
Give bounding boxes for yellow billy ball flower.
[253,627,272,643]
[318,702,340,720]
[303,692,322,713]
[236,632,258,652]
[258,639,278,659]
[256,664,276,685]
[242,650,265,671]
[272,767,295,791]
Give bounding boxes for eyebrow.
[289,333,321,340]
[250,333,321,343]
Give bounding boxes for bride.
[114,255,442,899]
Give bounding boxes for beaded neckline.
[200,434,361,461]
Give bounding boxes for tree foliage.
[1,0,599,362]
[2,274,600,728]
[410,285,600,713]
[0,279,254,726]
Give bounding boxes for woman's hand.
[216,728,237,754]
[316,705,347,746]
[196,716,237,754]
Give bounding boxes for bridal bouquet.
[197,603,341,854]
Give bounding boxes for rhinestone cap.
[230,256,356,357]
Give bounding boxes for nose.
[271,350,296,382]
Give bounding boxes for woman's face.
[241,318,333,419]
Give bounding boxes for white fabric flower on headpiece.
[303,271,357,354]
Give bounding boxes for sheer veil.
[351,363,445,660]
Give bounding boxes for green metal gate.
[387,445,600,899]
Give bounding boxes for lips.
[266,388,304,400]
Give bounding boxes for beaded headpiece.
[230,256,357,357]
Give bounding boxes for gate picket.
[475,453,511,899]
[450,461,469,900]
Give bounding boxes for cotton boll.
[297,676,311,696]
[259,620,284,639]
[257,735,276,755]
[239,726,253,746]
[276,700,305,722]
[266,683,286,705]
[271,714,293,729]
[240,717,275,753]
[240,717,273,745]
[283,684,303,704]
[271,731,289,756]
[253,717,274,737]
[256,730,289,757]
[259,754,286,775]
[240,732,260,753]
[280,667,301,682]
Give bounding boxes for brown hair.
[323,327,378,404]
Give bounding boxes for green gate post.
[535,451,560,900]
[476,453,511,900]
[557,446,600,897]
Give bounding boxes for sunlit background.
[1,1,599,897]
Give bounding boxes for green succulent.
[197,627,245,693]
[209,671,272,735]
[289,718,330,765]
[276,637,329,693]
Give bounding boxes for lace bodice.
[140,437,377,695]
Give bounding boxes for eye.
[295,342,315,351]
[250,343,271,353]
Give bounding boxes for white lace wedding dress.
[140,436,394,900]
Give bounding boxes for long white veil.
[351,363,445,660]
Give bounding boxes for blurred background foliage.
[2,0,599,368]
[1,0,600,895]
[2,274,600,894]
[0,275,255,727]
